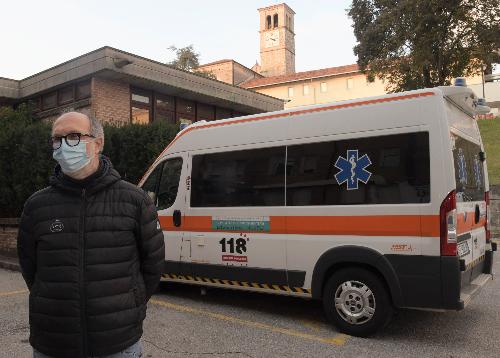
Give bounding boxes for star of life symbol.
[334,150,372,190]
[457,148,468,184]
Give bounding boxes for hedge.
[0,105,177,217]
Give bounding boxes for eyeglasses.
[50,133,95,150]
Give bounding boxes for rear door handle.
[474,204,480,224]
[173,210,182,227]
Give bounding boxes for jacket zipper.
[80,188,88,357]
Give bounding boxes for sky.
[0,0,357,79]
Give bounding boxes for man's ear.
[95,137,104,154]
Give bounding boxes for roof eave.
[243,69,361,89]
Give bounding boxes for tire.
[322,267,393,337]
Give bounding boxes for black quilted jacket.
[17,157,164,358]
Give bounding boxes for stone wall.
[490,185,500,240]
[0,219,19,258]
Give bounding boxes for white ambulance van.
[139,86,495,336]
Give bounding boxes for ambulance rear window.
[452,135,485,202]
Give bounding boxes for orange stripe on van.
[420,215,441,237]
[139,91,436,184]
[158,214,440,237]
[283,215,439,237]
[457,212,486,235]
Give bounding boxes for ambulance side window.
[157,158,183,210]
[141,164,163,206]
[191,147,286,207]
[286,132,430,205]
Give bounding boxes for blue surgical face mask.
[53,140,92,173]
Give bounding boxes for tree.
[348,0,500,92]
[168,45,216,79]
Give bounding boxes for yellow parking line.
[300,318,324,332]
[150,298,349,346]
[0,289,28,297]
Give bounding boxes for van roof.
[438,86,478,117]
[139,86,478,185]
[167,87,443,151]
[184,86,476,131]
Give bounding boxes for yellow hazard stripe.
[464,254,485,271]
[162,273,312,295]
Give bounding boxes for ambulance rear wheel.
[322,267,393,337]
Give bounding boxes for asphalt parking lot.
[1,252,499,358]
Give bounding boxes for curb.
[0,256,20,272]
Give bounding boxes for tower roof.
[258,3,295,14]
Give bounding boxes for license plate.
[458,241,470,257]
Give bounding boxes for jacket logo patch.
[50,219,64,233]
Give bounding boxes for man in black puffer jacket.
[17,112,165,358]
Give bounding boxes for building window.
[273,14,278,28]
[176,98,196,123]
[131,87,151,124]
[216,107,232,120]
[132,93,150,104]
[29,97,41,112]
[75,80,91,100]
[58,86,74,105]
[155,94,175,123]
[131,107,150,124]
[288,87,294,97]
[191,146,286,207]
[41,92,57,110]
[266,15,272,30]
[197,102,215,121]
[346,78,354,90]
[35,80,90,112]
[303,84,309,95]
[320,82,328,93]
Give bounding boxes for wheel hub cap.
[334,280,376,325]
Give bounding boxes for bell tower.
[258,3,296,77]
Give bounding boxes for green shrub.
[103,121,178,183]
[0,106,177,217]
[478,117,500,185]
[0,105,53,217]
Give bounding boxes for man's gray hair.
[89,115,104,138]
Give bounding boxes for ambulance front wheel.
[322,267,393,337]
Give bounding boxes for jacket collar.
[50,155,121,196]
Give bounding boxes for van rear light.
[485,191,491,243]
[440,190,457,256]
